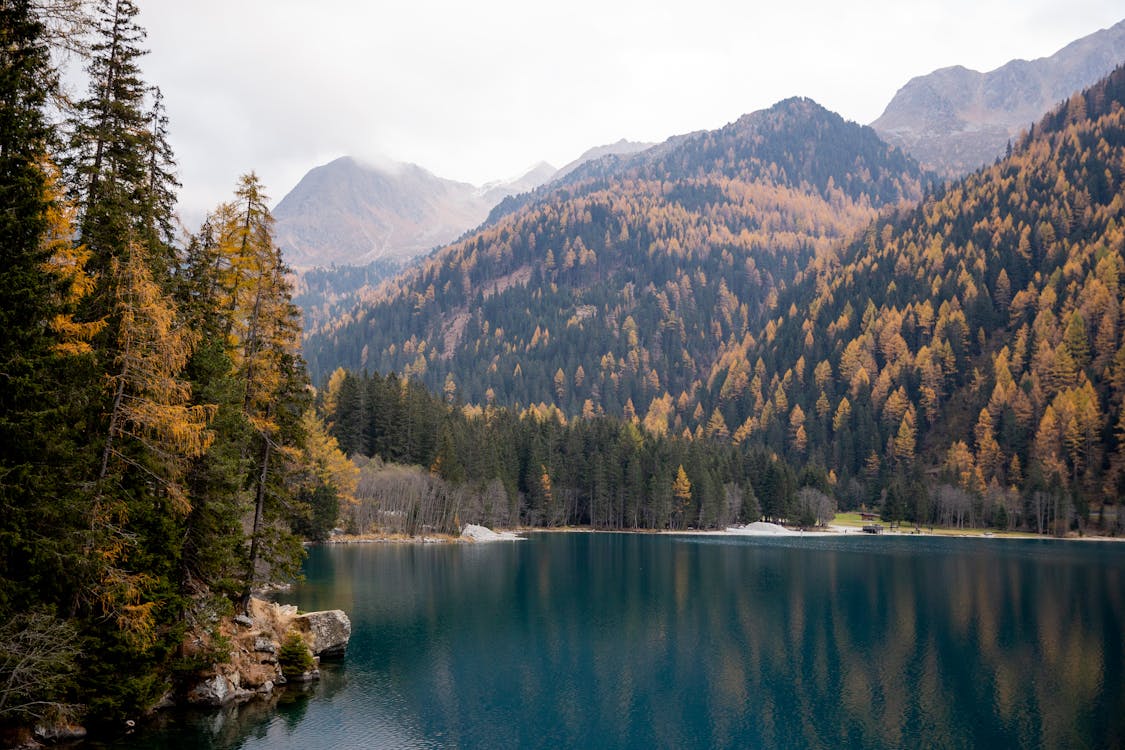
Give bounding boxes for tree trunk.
[241,437,271,614]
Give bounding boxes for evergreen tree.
[0,1,58,593]
[65,0,152,278]
[138,85,179,258]
[209,174,312,607]
[0,10,88,724]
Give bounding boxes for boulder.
[151,690,176,711]
[33,722,87,743]
[186,674,231,706]
[253,636,276,653]
[187,669,256,706]
[292,610,351,658]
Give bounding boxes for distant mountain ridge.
[302,98,927,413]
[277,20,1124,268]
[554,139,655,181]
[872,18,1125,175]
[272,156,553,269]
[274,141,655,269]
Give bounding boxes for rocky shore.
[182,597,351,707]
[18,598,351,747]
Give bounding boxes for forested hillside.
[0,1,350,732]
[304,99,928,422]
[292,257,404,330]
[322,369,822,534]
[740,66,1125,529]
[313,67,1125,535]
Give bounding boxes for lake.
[114,532,1124,749]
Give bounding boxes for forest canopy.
[0,0,348,730]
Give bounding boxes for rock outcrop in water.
[292,609,352,658]
[183,598,350,708]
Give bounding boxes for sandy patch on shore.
[725,521,798,536]
[460,524,524,542]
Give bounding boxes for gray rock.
[33,722,87,742]
[288,668,320,683]
[292,610,351,658]
[228,687,254,705]
[151,690,176,710]
[186,674,231,706]
[233,614,253,627]
[254,636,276,653]
[872,19,1125,176]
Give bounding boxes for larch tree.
[211,174,312,609]
[672,464,692,528]
[97,244,215,509]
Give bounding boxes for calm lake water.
[114,533,1123,749]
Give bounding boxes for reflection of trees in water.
[115,665,347,748]
[346,536,1122,749]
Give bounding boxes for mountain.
[275,140,662,269]
[872,18,1125,176]
[553,139,655,181]
[303,98,927,417]
[310,65,1125,524]
[479,161,558,204]
[746,66,1125,520]
[272,156,555,268]
[470,139,661,230]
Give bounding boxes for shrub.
[278,632,314,678]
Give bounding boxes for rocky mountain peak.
[871,18,1125,175]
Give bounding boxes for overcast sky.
[135,0,1123,224]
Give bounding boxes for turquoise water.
[114,533,1123,748]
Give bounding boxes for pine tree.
[176,215,254,598]
[66,0,152,278]
[0,0,77,624]
[138,85,179,261]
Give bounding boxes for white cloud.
[135,0,1124,223]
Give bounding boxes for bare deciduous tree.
[0,612,80,724]
[795,487,836,527]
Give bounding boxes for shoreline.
[324,523,1123,545]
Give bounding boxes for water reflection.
[340,535,1122,750]
[94,669,332,749]
[117,535,1125,749]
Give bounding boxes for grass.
[832,512,875,528]
[830,512,1038,538]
